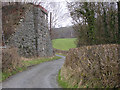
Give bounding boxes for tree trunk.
[118,1,120,44]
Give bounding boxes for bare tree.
[41,2,66,28]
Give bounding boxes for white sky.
[40,1,73,28]
[2,0,119,28]
[2,0,119,2]
[39,0,118,28]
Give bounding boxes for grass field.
[52,38,77,51]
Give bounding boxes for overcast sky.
[39,0,118,28]
[40,1,73,28]
[2,0,73,28]
[3,0,118,28]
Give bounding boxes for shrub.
[2,48,21,72]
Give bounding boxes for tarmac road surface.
[2,55,65,88]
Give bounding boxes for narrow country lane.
[2,55,65,88]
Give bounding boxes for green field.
[52,38,77,51]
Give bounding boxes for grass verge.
[57,70,108,88]
[22,56,61,67]
[1,66,26,82]
[57,69,78,88]
[1,56,61,82]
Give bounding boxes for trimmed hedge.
[60,44,120,88]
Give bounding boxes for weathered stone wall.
[6,4,53,57]
[60,44,120,88]
[2,3,29,40]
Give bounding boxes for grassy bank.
[22,56,61,67]
[57,69,78,88]
[52,38,77,51]
[2,66,26,82]
[1,56,61,82]
[57,70,110,88]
